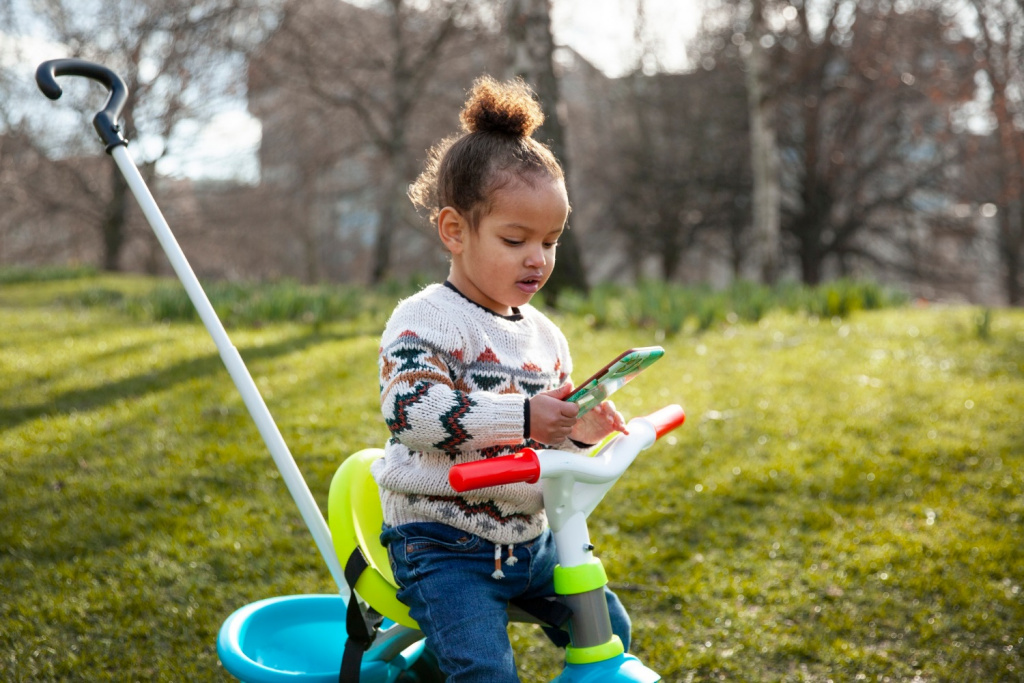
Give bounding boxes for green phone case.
[568,346,665,416]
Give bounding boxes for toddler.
[373,76,631,682]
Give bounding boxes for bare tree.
[0,0,274,271]
[504,0,587,297]
[743,0,782,283]
[560,0,747,285]
[966,0,1024,304]
[256,0,495,285]
[694,0,978,285]
[601,64,750,282]
[782,3,977,285]
[693,0,784,282]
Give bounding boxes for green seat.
[328,448,418,630]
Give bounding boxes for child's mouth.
[517,277,542,293]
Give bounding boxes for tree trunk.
[101,165,128,271]
[994,96,1024,305]
[800,246,822,285]
[660,243,682,281]
[299,177,322,284]
[372,163,398,285]
[658,207,684,280]
[1000,200,1022,305]
[505,0,587,299]
[968,0,1023,304]
[743,0,782,284]
[795,214,823,285]
[371,137,410,285]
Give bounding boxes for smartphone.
[567,346,665,416]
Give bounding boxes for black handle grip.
[36,58,129,152]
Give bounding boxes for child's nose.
[524,244,546,267]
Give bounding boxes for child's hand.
[528,382,579,445]
[571,400,628,446]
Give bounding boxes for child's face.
[441,175,568,316]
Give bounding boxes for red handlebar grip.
[450,449,541,492]
[644,404,686,439]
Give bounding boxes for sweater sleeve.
[379,300,527,455]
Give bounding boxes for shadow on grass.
[0,329,361,433]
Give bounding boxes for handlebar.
[643,404,687,439]
[449,448,541,492]
[36,58,129,152]
[450,404,685,493]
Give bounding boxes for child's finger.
[603,400,629,434]
[546,381,576,400]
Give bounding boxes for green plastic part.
[553,559,608,596]
[565,636,625,664]
[328,448,418,629]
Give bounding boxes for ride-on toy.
[36,59,686,682]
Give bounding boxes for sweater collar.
[443,281,524,321]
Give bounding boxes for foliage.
[0,265,99,284]
[55,275,905,336]
[557,279,908,336]
[2,276,1022,681]
[976,307,994,340]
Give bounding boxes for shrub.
[0,265,98,284]
[63,279,405,330]
[555,279,907,336]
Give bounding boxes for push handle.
[36,58,129,152]
[642,404,686,439]
[450,449,541,493]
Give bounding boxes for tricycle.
[36,58,685,682]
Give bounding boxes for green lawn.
[2,276,1022,681]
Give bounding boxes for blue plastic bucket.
[217,594,426,683]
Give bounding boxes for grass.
[2,274,1022,681]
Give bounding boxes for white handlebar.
[536,415,660,484]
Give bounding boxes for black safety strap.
[340,548,383,683]
[511,596,573,630]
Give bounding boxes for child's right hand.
[528,382,579,445]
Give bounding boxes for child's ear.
[438,207,467,254]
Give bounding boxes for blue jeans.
[381,522,631,683]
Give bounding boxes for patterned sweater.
[372,282,585,545]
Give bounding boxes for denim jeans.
[381,522,631,683]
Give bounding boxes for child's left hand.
[570,398,628,446]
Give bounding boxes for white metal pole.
[111,145,349,597]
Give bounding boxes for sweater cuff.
[523,397,531,440]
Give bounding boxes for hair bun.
[460,76,544,138]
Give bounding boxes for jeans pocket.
[398,522,482,556]
[386,523,483,588]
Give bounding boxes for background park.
[2,0,1023,681]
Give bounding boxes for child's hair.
[408,76,566,228]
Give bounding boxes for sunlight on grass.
[2,277,1022,681]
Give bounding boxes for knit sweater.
[371,282,585,545]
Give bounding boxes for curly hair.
[408,76,566,228]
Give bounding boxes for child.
[373,76,631,682]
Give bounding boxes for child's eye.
[502,238,524,246]
[544,241,560,249]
